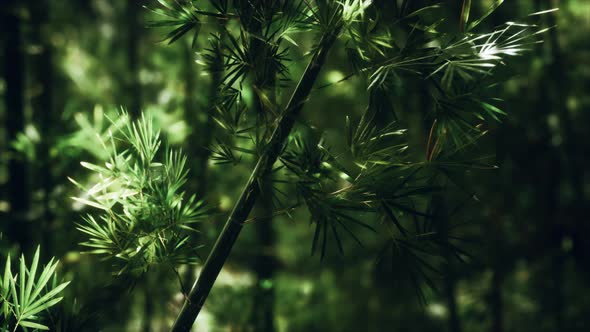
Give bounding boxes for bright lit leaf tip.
[528,8,559,16]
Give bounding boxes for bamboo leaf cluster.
[70,113,209,276]
[1,247,69,331]
[343,3,548,151]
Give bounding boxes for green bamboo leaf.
[460,0,472,32]
[28,259,57,302]
[330,222,344,254]
[22,286,68,318]
[80,161,107,173]
[86,177,116,196]
[19,255,26,309]
[24,246,40,308]
[9,273,19,317]
[155,0,175,11]
[72,197,107,210]
[2,255,11,317]
[479,101,507,121]
[166,23,197,45]
[468,0,505,31]
[405,4,441,19]
[67,176,86,191]
[18,320,49,330]
[345,116,353,149]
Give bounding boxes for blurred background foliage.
[1,0,589,331]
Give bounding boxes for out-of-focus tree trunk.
[487,215,504,332]
[30,0,54,258]
[142,273,155,332]
[445,264,461,332]
[181,23,222,290]
[251,175,277,332]
[2,2,31,254]
[184,37,215,198]
[545,3,569,330]
[126,0,141,119]
[125,1,151,330]
[248,5,278,330]
[431,192,462,332]
[490,270,503,332]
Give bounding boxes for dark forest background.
[1,0,590,331]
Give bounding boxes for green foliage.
[146,0,202,48]
[0,247,70,331]
[70,112,209,276]
[343,4,549,152]
[466,0,505,31]
[2,0,573,330]
[144,0,551,305]
[59,106,131,160]
[11,125,41,162]
[430,22,547,89]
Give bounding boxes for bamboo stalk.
[171,27,341,331]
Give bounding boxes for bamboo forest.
[1,1,589,331]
